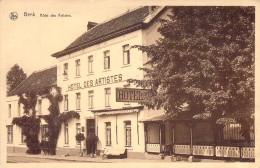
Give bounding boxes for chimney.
[149,6,159,14]
[87,21,98,30]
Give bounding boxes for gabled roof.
[52,6,166,58]
[8,66,57,96]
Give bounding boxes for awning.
[92,106,144,116]
[139,113,168,122]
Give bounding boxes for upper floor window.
[64,95,68,111]
[8,104,11,118]
[76,59,80,77]
[123,44,130,65]
[76,93,81,110]
[7,125,13,144]
[88,55,93,74]
[38,99,42,114]
[105,88,111,107]
[18,102,21,117]
[63,63,68,80]
[88,90,94,109]
[104,50,110,70]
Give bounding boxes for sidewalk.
[8,153,226,163]
[7,153,172,163]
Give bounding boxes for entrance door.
[86,119,95,154]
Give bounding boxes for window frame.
[64,123,69,145]
[88,90,94,109]
[75,59,81,77]
[18,102,21,117]
[42,124,49,142]
[7,125,13,144]
[125,121,132,147]
[105,122,111,146]
[64,95,68,111]
[76,123,81,145]
[88,55,93,74]
[8,104,11,118]
[38,99,42,114]
[76,93,81,110]
[123,44,130,65]
[21,127,26,143]
[104,50,110,70]
[63,63,68,80]
[105,88,111,107]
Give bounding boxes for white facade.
[54,7,172,155]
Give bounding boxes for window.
[88,90,94,109]
[105,122,111,146]
[105,88,111,107]
[38,99,42,114]
[104,50,110,70]
[18,102,21,117]
[125,121,131,146]
[21,128,26,143]
[64,63,68,80]
[7,125,13,144]
[64,95,68,111]
[123,44,130,65]
[42,125,48,141]
[88,55,93,74]
[64,95,69,111]
[64,123,69,144]
[76,93,81,110]
[8,104,11,118]
[76,59,80,77]
[76,123,81,145]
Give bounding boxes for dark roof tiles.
[52,6,150,58]
[8,66,57,96]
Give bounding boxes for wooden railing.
[215,146,240,158]
[241,147,254,159]
[146,143,160,153]
[173,145,254,159]
[193,145,214,156]
[174,145,190,155]
[146,143,255,160]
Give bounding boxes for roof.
[52,6,165,58]
[8,66,57,96]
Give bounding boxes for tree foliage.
[12,92,41,154]
[6,64,27,94]
[40,87,80,155]
[130,7,254,140]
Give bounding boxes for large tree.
[130,7,254,140]
[6,64,27,94]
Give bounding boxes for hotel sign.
[116,88,150,102]
[67,74,122,91]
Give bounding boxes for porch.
[142,113,255,160]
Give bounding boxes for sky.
[1,0,256,76]
[0,1,146,76]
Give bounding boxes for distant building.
[6,66,57,153]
